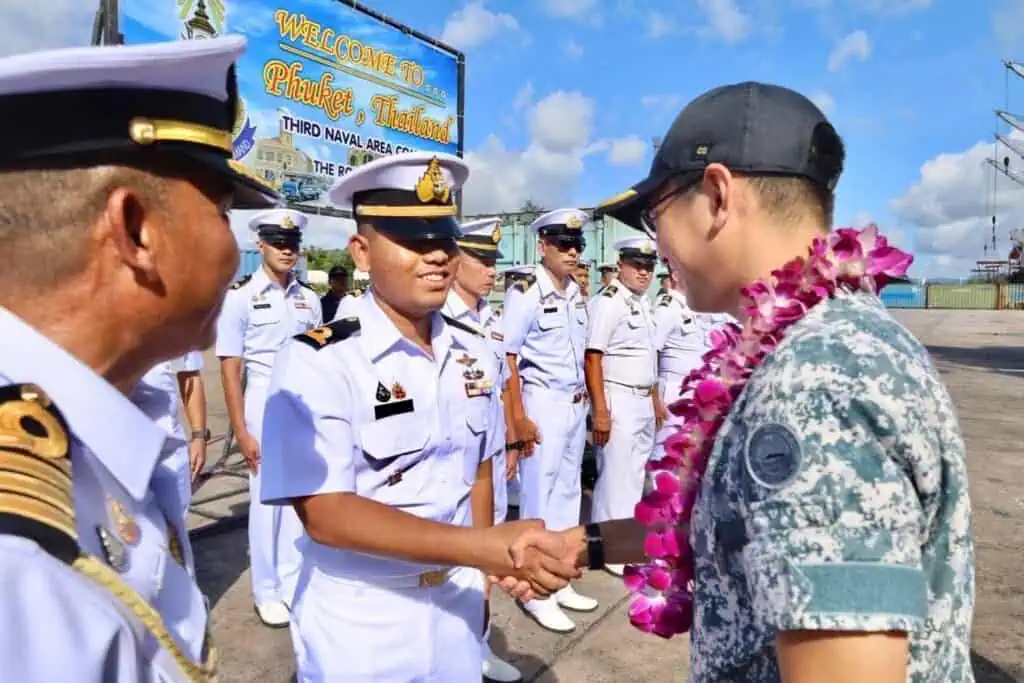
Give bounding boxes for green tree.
[304,247,355,273]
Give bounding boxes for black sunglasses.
[546,235,587,251]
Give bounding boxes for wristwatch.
[584,523,605,570]
[190,428,211,442]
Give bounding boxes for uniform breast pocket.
[461,400,490,485]
[249,309,281,328]
[358,415,431,504]
[536,313,564,336]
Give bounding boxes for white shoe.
[522,598,576,633]
[555,585,599,613]
[605,563,625,577]
[482,642,522,682]
[254,601,290,628]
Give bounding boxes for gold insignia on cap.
[415,157,452,204]
[281,215,296,230]
[566,215,583,229]
[492,226,502,243]
[640,242,654,254]
[108,499,140,546]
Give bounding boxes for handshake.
[480,519,587,602]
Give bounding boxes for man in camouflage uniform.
[506,81,974,682]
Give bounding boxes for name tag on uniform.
[542,306,558,314]
[374,399,414,420]
[253,303,271,310]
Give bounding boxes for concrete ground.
[187,309,1024,682]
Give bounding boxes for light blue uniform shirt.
[0,308,209,682]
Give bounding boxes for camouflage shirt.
[689,290,974,682]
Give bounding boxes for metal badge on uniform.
[96,526,129,573]
[744,423,803,488]
[456,353,476,366]
[465,378,494,397]
[575,302,586,309]
[374,380,414,419]
[490,331,504,341]
[462,368,484,380]
[108,498,140,546]
[294,300,311,310]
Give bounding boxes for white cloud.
[541,0,600,22]
[0,0,96,57]
[462,90,605,214]
[827,30,871,72]
[809,92,836,115]
[565,39,585,59]
[890,133,1024,267]
[440,1,521,50]
[647,11,677,38]
[851,0,932,17]
[606,136,648,166]
[697,0,751,44]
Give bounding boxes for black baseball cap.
[593,81,844,230]
[328,265,348,278]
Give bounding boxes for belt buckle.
[418,569,448,588]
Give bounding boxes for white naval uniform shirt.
[0,308,209,682]
[586,279,657,388]
[214,267,322,388]
[502,265,587,393]
[653,289,705,377]
[259,292,503,579]
[442,290,506,386]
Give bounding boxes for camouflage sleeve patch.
[736,387,931,633]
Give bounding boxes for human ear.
[348,232,372,273]
[101,184,161,284]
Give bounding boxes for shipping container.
[235,249,308,281]
[926,283,998,309]
[879,283,925,308]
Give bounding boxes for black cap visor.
[368,215,461,241]
[592,168,677,232]
[186,148,280,209]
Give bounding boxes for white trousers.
[590,383,656,523]
[654,372,688,461]
[290,565,485,682]
[519,388,588,532]
[247,385,305,606]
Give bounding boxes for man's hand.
[592,409,612,447]
[482,520,581,600]
[237,431,260,473]
[512,416,541,458]
[490,526,587,601]
[188,436,207,484]
[653,394,669,431]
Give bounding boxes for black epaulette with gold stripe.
[441,313,483,337]
[295,317,361,350]
[0,382,77,564]
[602,285,618,298]
[657,294,673,307]
[229,274,252,290]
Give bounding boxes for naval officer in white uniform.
[259,152,579,682]
[584,236,661,576]
[652,268,706,410]
[502,208,599,633]
[215,208,322,627]
[0,35,279,681]
[444,217,522,682]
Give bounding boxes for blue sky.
[5,0,1024,278]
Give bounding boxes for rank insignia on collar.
[108,499,140,546]
[375,382,392,403]
[456,353,477,366]
[391,382,407,400]
[96,526,129,573]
